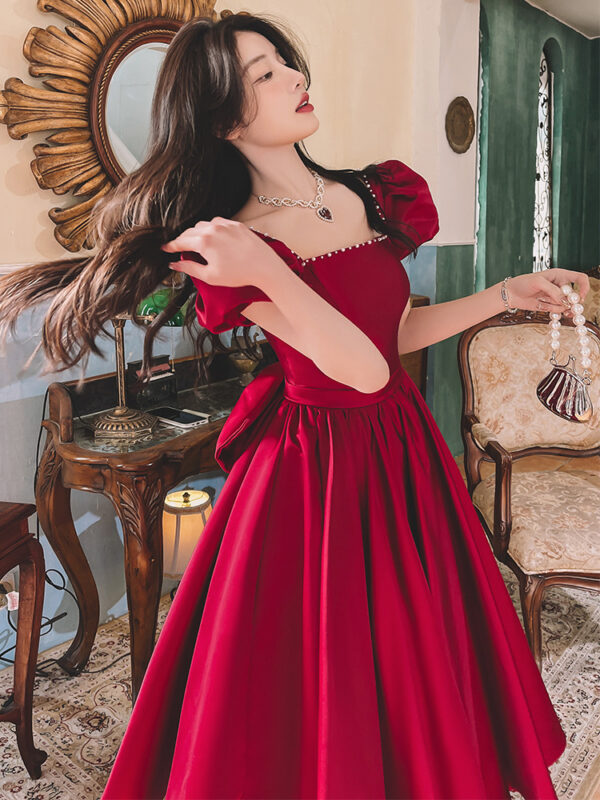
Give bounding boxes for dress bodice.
[189,158,439,390]
[246,231,410,389]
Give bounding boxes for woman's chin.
[297,114,320,137]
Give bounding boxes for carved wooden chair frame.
[458,299,600,668]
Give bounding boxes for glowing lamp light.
[162,489,212,578]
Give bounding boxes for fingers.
[572,272,590,301]
[544,280,567,306]
[168,251,208,270]
[534,281,567,312]
[168,256,207,281]
[194,216,232,227]
[538,298,571,315]
[161,231,207,255]
[161,233,194,253]
[533,277,592,319]
[161,217,234,253]
[546,268,590,301]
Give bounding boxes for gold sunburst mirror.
[0,0,238,252]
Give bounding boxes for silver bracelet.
[500,276,519,314]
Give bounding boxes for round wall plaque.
[445,96,475,154]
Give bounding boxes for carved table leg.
[35,436,100,674]
[111,473,166,705]
[13,538,48,778]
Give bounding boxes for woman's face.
[227,30,319,147]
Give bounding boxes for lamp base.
[94,406,157,439]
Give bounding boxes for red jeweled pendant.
[317,206,334,222]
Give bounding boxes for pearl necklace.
[548,284,593,379]
[254,169,334,223]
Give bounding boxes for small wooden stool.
[0,502,48,778]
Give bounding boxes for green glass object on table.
[136,287,190,327]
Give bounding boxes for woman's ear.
[223,125,242,142]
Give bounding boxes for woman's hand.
[506,268,590,316]
[161,218,277,289]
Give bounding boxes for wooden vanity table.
[35,378,241,705]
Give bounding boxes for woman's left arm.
[397,268,590,355]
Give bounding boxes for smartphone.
[151,406,210,428]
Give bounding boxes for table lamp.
[93,315,158,439]
[93,286,189,440]
[162,489,212,579]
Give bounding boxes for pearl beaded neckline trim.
[248,174,389,265]
[249,228,389,265]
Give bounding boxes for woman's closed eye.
[259,63,292,81]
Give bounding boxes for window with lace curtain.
[533,49,553,272]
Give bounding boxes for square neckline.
[249,228,389,266]
[245,174,389,266]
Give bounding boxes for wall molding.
[434,240,477,247]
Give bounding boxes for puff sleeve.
[370,159,439,257]
[186,231,301,333]
[190,276,270,334]
[187,236,303,334]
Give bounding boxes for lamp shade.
[162,490,212,578]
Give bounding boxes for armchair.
[458,309,600,669]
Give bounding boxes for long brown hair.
[0,12,418,377]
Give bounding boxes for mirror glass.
[105,42,168,174]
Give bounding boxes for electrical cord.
[32,385,49,543]
[63,382,98,433]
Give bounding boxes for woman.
[0,11,586,800]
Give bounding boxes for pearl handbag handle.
[535,283,594,423]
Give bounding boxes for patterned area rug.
[0,566,599,799]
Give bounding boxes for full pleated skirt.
[101,368,566,800]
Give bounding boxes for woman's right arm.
[242,255,390,394]
[165,219,390,394]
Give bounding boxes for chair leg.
[12,541,48,779]
[518,573,545,671]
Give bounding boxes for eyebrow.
[243,49,281,74]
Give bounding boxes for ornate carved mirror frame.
[0,0,231,252]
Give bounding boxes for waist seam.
[282,368,409,408]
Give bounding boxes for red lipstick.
[296,92,313,112]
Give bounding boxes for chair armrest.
[469,421,514,559]
[471,422,505,450]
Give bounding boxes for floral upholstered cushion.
[472,470,600,574]
[468,323,600,451]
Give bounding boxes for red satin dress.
[101,159,566,800]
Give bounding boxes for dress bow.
[215,361,285,473]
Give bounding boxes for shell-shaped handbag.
[536,353,593,423]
